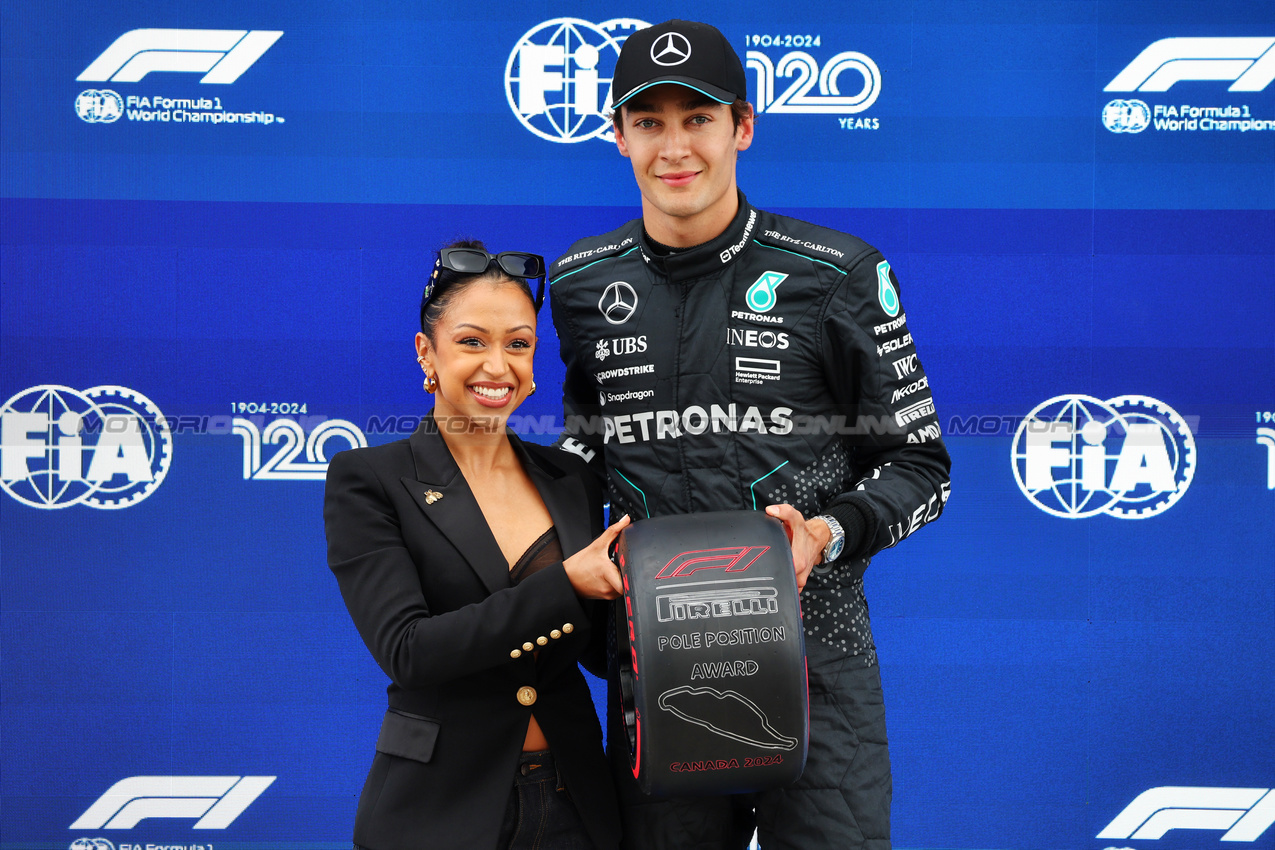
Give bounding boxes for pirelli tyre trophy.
[614,510,809,796]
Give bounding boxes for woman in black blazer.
[324,241,626,850]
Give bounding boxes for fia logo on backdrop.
[0,385,171,509]
[1011,394,1196,519]
[506,19,884,142]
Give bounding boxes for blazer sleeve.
[324,448,592,689]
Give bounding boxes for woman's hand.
[563,514,630,600]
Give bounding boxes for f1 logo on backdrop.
[1106,38,1275,93]
[70,775,275,830]
[1,385,171,509]
[1011,395,1196,519]
[1099,786,1275,842]
[79,29,283,84]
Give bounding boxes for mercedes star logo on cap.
[650,31,692,66]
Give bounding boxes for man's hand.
[764,504,831,591]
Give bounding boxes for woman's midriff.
[523,714,550,751]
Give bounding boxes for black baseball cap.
[611,20,748,110]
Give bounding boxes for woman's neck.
[439,421,514,478]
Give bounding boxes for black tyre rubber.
[614,510,809,796]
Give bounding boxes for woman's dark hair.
[419,239,536,340]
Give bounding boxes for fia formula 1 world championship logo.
[0,385,171,509]
[1011,394,1195,519]
[506,18,650,143]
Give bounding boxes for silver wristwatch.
[816,514,845,563]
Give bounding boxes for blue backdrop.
[2,2,1272,849]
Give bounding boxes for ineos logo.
[599,281,639,325]
[651,32,692,66]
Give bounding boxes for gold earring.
[423,372,439,393]
[528,381,536,396]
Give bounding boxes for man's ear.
[735,104,755,152]
[614,117,630,158]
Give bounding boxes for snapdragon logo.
[70,775,276,829]
[1,385,171,509]
[506,18,650,143]
[1011,394,1195,519]
[1098,786,1275,842]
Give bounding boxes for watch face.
[826,537,845,562]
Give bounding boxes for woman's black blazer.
[323,414,621,850]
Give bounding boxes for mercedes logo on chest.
[599,281,639,324]
[651,32,692,66]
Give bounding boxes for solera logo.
[1106,37,1275,93]
[79,29,283,84]
[1098,786,1275,842]
[70,776,276,829]
[1011,394,1195,519]
[1,385,171,509]
[654,546,770,580]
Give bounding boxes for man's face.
[614,85,753,245]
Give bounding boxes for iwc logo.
[0,385,172,509]
[1011,394,1195,519]
[505,18,650,143]
[1102,98,1151,133]
[599,281,639,325]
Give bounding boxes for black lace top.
[509,527,562,584]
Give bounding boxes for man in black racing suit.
[550,19,950,850]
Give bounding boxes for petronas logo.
[745,271,789,313]
[877,261,899,317]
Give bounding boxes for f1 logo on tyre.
[654,546,770,579]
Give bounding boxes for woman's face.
[416,279,537,430]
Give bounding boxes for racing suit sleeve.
[551,283,607,482]
[818,256,951,567]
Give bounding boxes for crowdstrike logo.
[1,385,171,509]
[1098,786,1275,841]
[506,18,650,143]
[1011,394,1196,519]
[1106,38,1275,93]
[79,29,283,84]
[70,776,276,829]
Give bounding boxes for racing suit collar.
[638,190,757,281]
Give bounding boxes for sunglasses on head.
[431,248,547,310]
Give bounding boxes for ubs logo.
[599,281,639,324]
